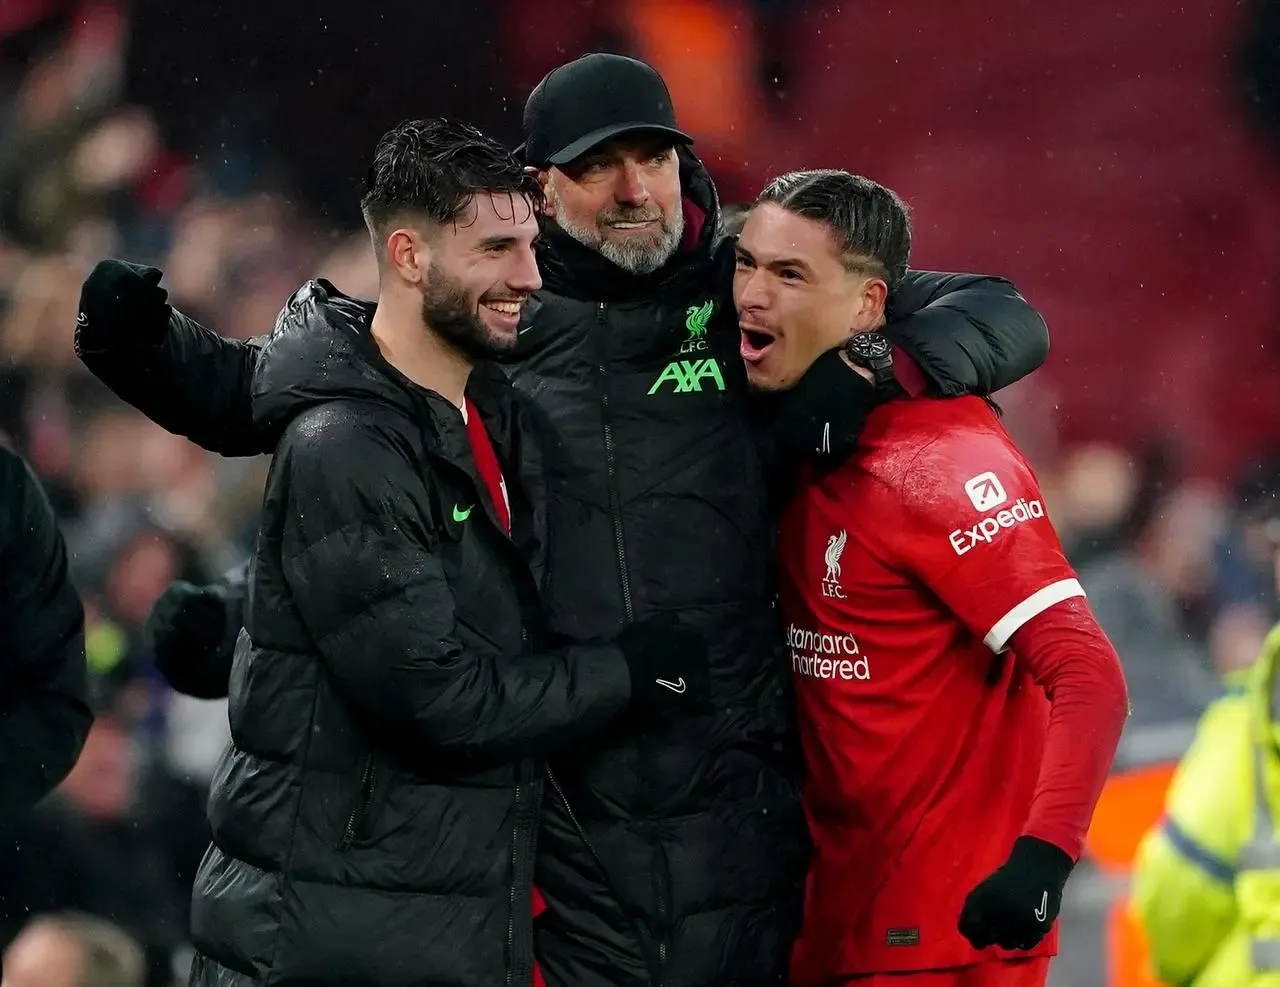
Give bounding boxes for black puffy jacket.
[0,445,91,812]
[77,150,1049,987]
[189,281,633,987]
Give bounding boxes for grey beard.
[552,211,685,276]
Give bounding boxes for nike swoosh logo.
[1034,891,1048,922]
[655,677,686,694]
[452,504,473,522]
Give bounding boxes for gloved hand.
[75,259,172,355]
[145,580,236,700]
[773,347,880,459]
[957,836,1074,952]
[617,614,710,715]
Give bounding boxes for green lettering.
[692,358,725,392]
[647,361,688,394]
[647,358,726,395]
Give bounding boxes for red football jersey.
[778,397,1084,983]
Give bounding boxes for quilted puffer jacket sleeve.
[884,271,1050,395]
[0,447,92,808]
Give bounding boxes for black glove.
[616,614,710,715]
[773,347,880,459]
[957,836,1074,952]
[75,259,172,355]
[145,580,236,700]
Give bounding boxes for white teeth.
[484,302,522,314]
[611,222,651,229]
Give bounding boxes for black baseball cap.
[519,53,694,167]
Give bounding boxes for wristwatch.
[843,331,896,395]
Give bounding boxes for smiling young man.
[160,118,709,987]
[733,170,1130,987]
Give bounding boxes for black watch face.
[848,333,891,361]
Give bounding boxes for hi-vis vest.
[1133,625,1280,987]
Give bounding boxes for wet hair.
[755,170,911,288]
[360,117,543,241]
[721,201,751,237]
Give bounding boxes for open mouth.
[607,220,659,232]
[739,325,776,363]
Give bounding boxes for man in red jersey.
[732,170,1130,987]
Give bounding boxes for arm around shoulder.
[75,259,269,456]
[882,271,1049,396]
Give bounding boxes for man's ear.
[528,166,555,218]
[861,278,889,327]
[387,228,427,285]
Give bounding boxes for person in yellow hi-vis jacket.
[1132,516,1280,986]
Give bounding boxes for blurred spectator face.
[543,137,684,275]
[391,192,542,355]
[105,530,180,627]
[0,255,82,370]
[1143,485,1225,598]
[58,717,136,821]
[2,914,145,987]
[2,922,85,987]
[74,412,148,500]
[1055,444,1139,533]
[163,202,238,311]
[70,110,159,194]
[317,235,379,299]
[733,202,887,391]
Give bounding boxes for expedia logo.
[948,498,1045,556]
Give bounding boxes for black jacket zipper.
[506,779,521,987]
[594,301,668,984]
[337,756,377,851]
[506,759,537,987]
[546,766,664,986]
[595,302,635,624]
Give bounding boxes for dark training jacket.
[0,446,91,813]
[188,282,633,987]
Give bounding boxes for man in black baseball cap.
[519,52,695,275]
[520,52,693,167]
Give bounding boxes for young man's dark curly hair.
[360,118,544,246]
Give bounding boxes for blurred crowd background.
[3,1,1280,985]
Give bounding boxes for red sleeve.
[873,420,1128,861]
[883,428,1084,651]
[1008,600,1129,860]
[891,345,930,398]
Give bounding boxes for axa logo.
[647,358,726,395]
[949,498,1045,555]
[822,530,847,599]
[680,299,715,354]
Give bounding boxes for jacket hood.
[535,144,725,302]
[252,280,522,451]
[251,280,419,437]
